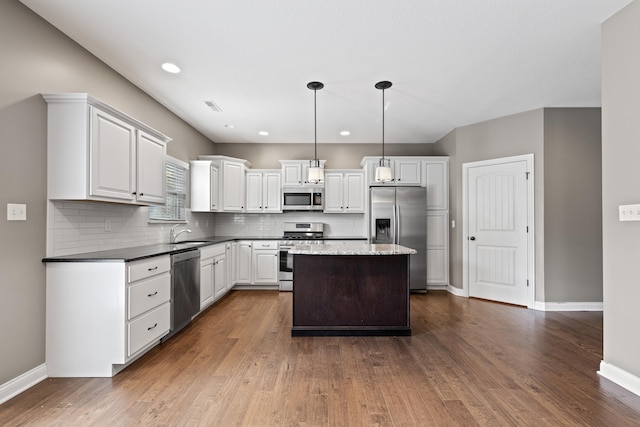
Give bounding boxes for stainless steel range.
[278,222,324,291]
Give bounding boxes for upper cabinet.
[361,157,422,186]
[190,160,219,212]
[280,160,326,187]
[246,170,282,213]
[324,170,365,213]
[196,155,251,213]
[423,158,449,211]
[43,93,170,205]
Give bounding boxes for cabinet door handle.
[147,323,158,331]
[132,191,137,195]
[148,266,158,271]
[147,291,158,297]
[139,193,144,196]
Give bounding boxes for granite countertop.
[42,236,368,263]
[289,243,417,256]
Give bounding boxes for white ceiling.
[21,0,632,144]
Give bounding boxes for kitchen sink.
[173,241,210,246]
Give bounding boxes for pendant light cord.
[314,87,318,161]
[382,87,385,160]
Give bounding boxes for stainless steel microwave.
[282,187,324,211]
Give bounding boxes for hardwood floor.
[2,290,640,426]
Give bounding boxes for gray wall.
[602,0,640,379]
[212,143,439,169]
[0,0,215,385]
[544,108,602,302]
[434,108,603,304]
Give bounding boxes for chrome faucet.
[170,224,192,243]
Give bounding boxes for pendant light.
[307,81,324,184]
[375,81,394,182]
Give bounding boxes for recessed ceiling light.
[225,124,235,129]
[161,62,181,74]
[258,131,269,136]
[340,130,351,136]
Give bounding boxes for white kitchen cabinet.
[236,241,253,284]
[226,242,235,288]
[423,158,449,210]
[362,157,421,186]
[196,156,252,213]
[190,160,219,212]
[252,241,279,285]
[45,255,171,377]
[246,170,282,213]
[227,242,236,287]
[200,243,227,309]
[213,253,227,299]
[43,93,169,205]
[200,255,214,308]
[426,211,450,287]
[279,160,325,187]
[324,170,365,213]
[222,160,246,211]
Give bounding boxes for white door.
[467,158,530,306]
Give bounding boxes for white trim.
[534,301,603,311]
[598,361,640,397]
[447,285,466,297]
[462,154,535,308]
[0,364,47,405]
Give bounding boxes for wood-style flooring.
[2,290,640,426]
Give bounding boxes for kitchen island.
[289,243,417,336]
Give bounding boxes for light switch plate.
[619,204,640,221]
[7,203,27,221]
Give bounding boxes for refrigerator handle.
[394,204,399,244]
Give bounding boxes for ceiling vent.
[204,100,222,112]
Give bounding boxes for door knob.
[469,236,476,241]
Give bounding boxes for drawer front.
[128,302,170,357]
[128,256,170,283]
[128,273,171,319]
[200,243,225,260]
[253,241,278,250]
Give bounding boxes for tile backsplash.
[47,201,366,256]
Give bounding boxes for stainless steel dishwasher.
[162,248,200,341]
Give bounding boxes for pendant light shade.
[307,81,324,184]
[375,81,393,183]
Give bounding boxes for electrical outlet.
[104,219,112,232]
[7,203,26,221]
[619,204,640,221]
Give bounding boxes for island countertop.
[289,243,417,256]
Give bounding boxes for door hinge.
[525,172,530,180]
[526,226,529,233]
[527,279,530,287]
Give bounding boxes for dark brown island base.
[290,243,417,336]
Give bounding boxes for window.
[149,156,188,222]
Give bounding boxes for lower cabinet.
[252,241,279,285]
[426,211,450,287]
[45,255,171,377]
[200,243,229,310]
[234,240,279,289]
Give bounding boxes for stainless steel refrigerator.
[370,187,427,292]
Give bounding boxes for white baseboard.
[0,364,47,405]
[446,285,465,297]
[533,301,603,311]
[598,361,640,397]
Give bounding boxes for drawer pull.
[147,291,158,297]
[148,266,158,271]
[147,323,158,331]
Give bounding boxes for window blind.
[149,157,188,222]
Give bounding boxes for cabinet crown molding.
[42,93,171,143]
